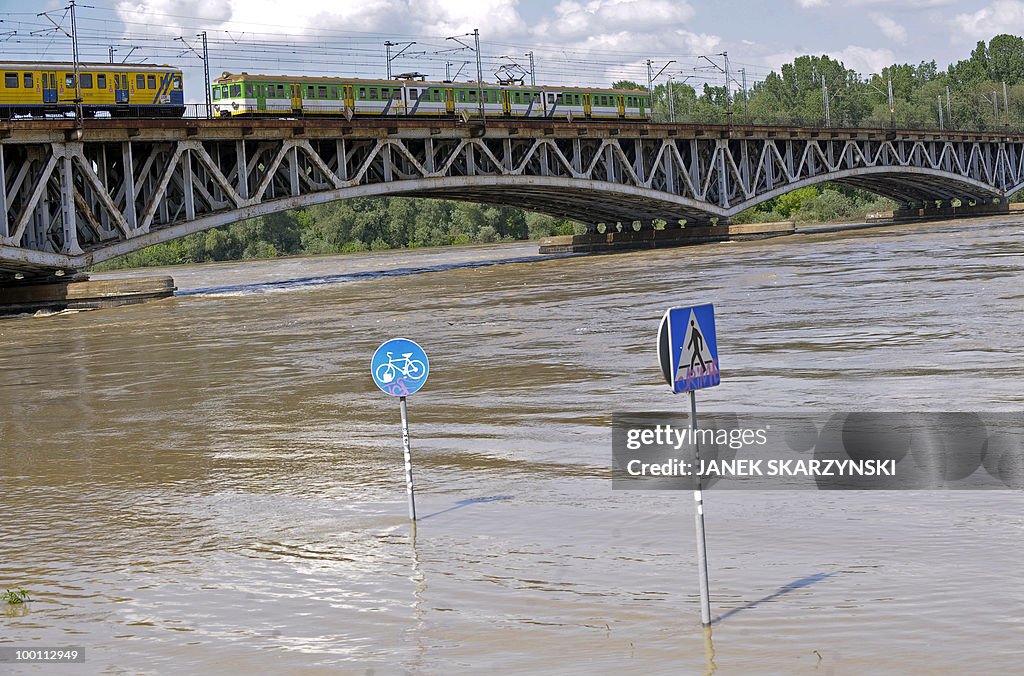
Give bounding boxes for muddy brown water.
[1,219,1022,673]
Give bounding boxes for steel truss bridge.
[2,117,1023,280]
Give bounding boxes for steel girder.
[0,123,1021,278]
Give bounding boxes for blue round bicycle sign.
[371,338,430,396]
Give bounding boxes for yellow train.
[0,61,184,118]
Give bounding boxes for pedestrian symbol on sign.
[677,309,718,390]
[658,304,720,394]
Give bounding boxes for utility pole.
[646,59,675,119]
[723,51,732,116]
[938,95,944,130]
[384,40,416,79]
[178,32,212,119]
[69,0,82,123]
[994,88,998,122]
[887,71,895,128]
[647,59,654,101]
[200,31,211,119]
[822,77,830,127]
[473,28,483,120]
[108,45,115,64]
[39,0,86,122]
[1003,80,1009,126]
[946,85,952,128]
[446,30,484,120]
[525,50,535,87]
[668,76,675,123]
[739,67,748,119]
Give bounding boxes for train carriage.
[0,61,184,118]
[211,72,650,121]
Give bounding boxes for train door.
[290,84,303,113]
[343,85,354,115]
[617,94,625,118]
[255,83,267,113]
[583,93,592,118]
[502,89,511,116]
[42,71,57,104]
[58,71,77,103]
[445,88,455,114]
[115,72,129,104]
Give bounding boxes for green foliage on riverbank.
[647,34,1024,130]
[731,185,897,224]
[92,198,585,270]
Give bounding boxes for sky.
[0,0,1018,103]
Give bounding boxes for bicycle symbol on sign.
[375,352,427,384]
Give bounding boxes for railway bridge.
[1,116,1023,281]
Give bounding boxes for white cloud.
[871,14,907,43]
[758,45,894,75]
[537,0,696,40]
[832,45,896,74]
[954,0,1024,40]
[795,0,828,7]
[116,0,526,38]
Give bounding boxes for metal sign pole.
[399,395,417,521]
[690,389,712,626]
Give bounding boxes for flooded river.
[1,218,1023,673]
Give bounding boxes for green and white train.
[211,72,651,121]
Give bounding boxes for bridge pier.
[893,197,1009,221]
[0,275,176,315]
[540,219,794,254]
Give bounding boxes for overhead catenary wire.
[0,9,772,98]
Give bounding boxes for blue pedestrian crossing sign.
[658,304,721,393]
[372,338,430,397]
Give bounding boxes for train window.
[316,86,326,98]
[65,73,76,88]
[330,86,338,99]
[244,84,252,97]
[277,84,285,97]
[547,93,554,104]
[80,73,93,89]
[212,87,220,100]
[514,92,520,104]
[468,90,477,102]
[230,84,241,97]
[359,87,366,99]
[172,75,181,89]
[458,90,465,102]
[147,75,156,89]
[22,72,32,88]
[369,87,377,100]
[96,74,106,89]
[4,72,16,88]
[393,89,401,100]
[137,75,145,89]
[410,89,418,100]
